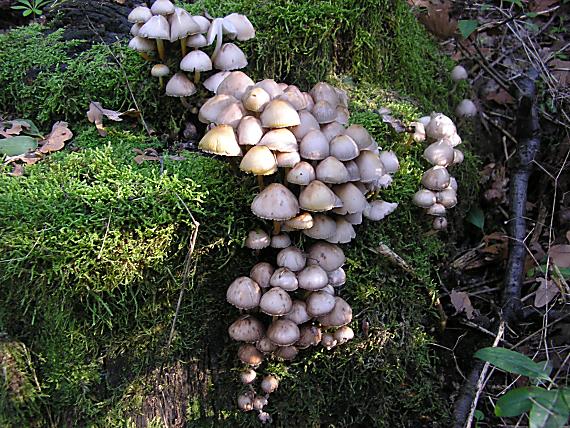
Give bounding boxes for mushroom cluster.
[127,2,254,103]
[196,74,400,419]
[411,113,463,230]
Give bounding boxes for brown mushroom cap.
[284,212,314,230]
[334,325,355,344]
[228,315,265,342]
[321,332,337,350]
[238,344,264,366]
[240,146,277,176]
[198,124,242,156]
[226,277,262,309]
[274,345,299,361]
[260,100,300,128]
[260,287,293,315]
[240,368,257,384]
[251,183,299,221]
[426,113,456,140]
[256,336,278,354]
[296,325,322,349]
[254,79,283,99]
[266,319,300,346]
[306,290,336,317]
[261,375,279,394]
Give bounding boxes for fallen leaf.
[134,154,161,164]
[39,121,73,153]
[450,290,476,319]
[0,121,23,138]
[549,59,570,89]
[4,152,42,165]
[0,135,38,156]
[8,163,24,177]
[376,108,406,133]
[529,0,559,13]
[484,88,515,105]
[549,244,570,268]
[87,102,139,137]
[534,278,559,308]
[418,1,458,39]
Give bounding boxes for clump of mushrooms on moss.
[411,113,462,230]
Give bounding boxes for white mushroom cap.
[186,33,208,48]
[451,65,468,82]
[300,130,329,160]
[266,320,300,346]
[260,100,300,128]
[237,393,253,412]
[260,287,293,315]
[250,262,274,288]
[240,368,257,384]
[456,99,477,118]
[299,180,338,212]
[192,15,210,33]
[284,300,311,324]
[418,116,431,127]
[312,100,337,124]
[436,188,457,208]
[203,71,231,93]
[238,344,264,366]
[128,36,157,53]
[421,166,451,191]
[258,129,298,152]
[139,15,170,40]
[280,85,307,110]
[296,325,322,349]
[345,210,363,225]
[253,395,268,411]
[343,160,361,182]
[274,345,298,361]
[151,63,170,77]
[276,246,306,272]
[245,229,270,249]
[169,8,200,42]
[427,203,446,216]
[180,49,212,72]
[318,297,352,327]
[130,22,143,36]
[261,375,279,394]
[327,267,346,287]
[128,6,152,23]
[325,218,356,244]
[424,141,455,167]
[306,291,336,317]
[287,161,316,186]
[316,156,350,183]
[335,106,350,125]
[198,124,242,156]
[256,336,278,354]
[378,151,400,174]
[321,332,337,350]
[240,146,277,175]
[433,216,448,230]
[165,72,197,97]
[307,242,345,271]
[446,133,462,147]
[344,124,373,150]
[271,234,291,249]
[448,176,458,191]
[321,121,346,141]
[334,326,355,344]
[333,183,368,214]
[310,82,339,105]
[214,43,248,70]
[198,94,245,127]
[363,200,398,221]
[237,116,264,146]
[303,214,336,240]
[254,79,284,99]
[354,151,385,183]
[276,151,301,168]
[251,183,299,221]
[292,110,320,141]
[410,121,426,142]
[216,71,255,100]
[242,87,270,113]
[297,264,329,291]
[151,0,175,15]
[226,277,261,309]
[330,135,359,161]
[284,212,314,230]
[426,113,456,140]
[453,149,464,165]
[413,189,437,208]
[228,315,265,342]
[223,13,255,41]
[322,284,335,295]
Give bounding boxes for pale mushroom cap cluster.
[412,113,462,230]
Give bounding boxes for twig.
[97,211,112,260]
[166,194,200,348]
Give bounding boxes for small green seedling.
[11,0,52,18]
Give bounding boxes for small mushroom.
[306,242,345,272]
[318,297,352,327]
[150,64,170,89]
[433,216,448,230]
[269,268,299,292]
[421,166,451,191]
[267,319,300,346]
[334,326,354,344]
[413,189,437,208]
[297,265,329,291]
[256,336,278,354]
[321,332,337,350]
[226,277,261,310]
[253,395,268,411]
[228,315,265,342]
[240,368,257,384]
[455,99,477,117]
[238,344,264,366]
[274,345,298,361]
[261,375,279,394]
[271,233,291,249]
[425,113,456,140]
[260,286,293,314]
[250,262,274,288]
[237,393,254,411]
[306,291,336,317]
[451,65,468,82]
[276,246,306,272]
[283,300,311,324]
[245,228,271,250]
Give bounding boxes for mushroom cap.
[253,395,268,411]
[307,242,345,271]
[345,210,363,225]
[216,71,255,100]
[298,180,338,212]
[297,264,329,291]
[287,161,316,186]
[327,267,346,287]
[303,214,336,240]
[214,43,248,71]
[284,300,311,324]
[186,33,208,48]
[151,0,175,16]
[424,141,455,167]
[198,124,242,156]
[299,130,329,160]
[139,15,170,40]
[237,393,253,411]
[254,79,283,99]
[412,189,437,208]
[260,100,300,128]
[354,151,385,183]
[251,183,299,221]
[312,100,337,124]
[321,332,337,350]
[436,188,457,208]
[276,246,306,272]
[223,13,255,41]
[245,228,271,249]
[228,315,265,342]
[330,135,359,161]
[284,212,314,230]
[192,15,211,33]
[266,319,300,346]
[151,64,170,77]
[180,49,212,72]
[333,183,368,214]
[203,71,231,93]
[261,375,279,394]
[274,345,299,361]
[280,85,307,110]
[258,412,272,424]
[250,262,274,288]
[378,151,400,174]
[318,297,352,327]
[260,287,293,315]
[421,166,451,191]
[226,276,261,309]
[169,8,200,42]
[128,36,157,52]
[321,121,345,141]
[310,82,339,105]
[206,17,223,45]
[269,268,298,291]
[130,22,143,36]
[258,129,298,152]
[291,110,320,141]
[240,146,277,176]
[344,160,361,182]
[335,106,350,125]
[306,291,336,317]
[325,218,356,244]
[410,121,427,142]
[242,87,270,112]
[427,203,446,216]
[237,116,264,146]
[426,113,456,140]
[433,216,448,230]
[451,65,468,81]
[238,344,264,366]
[256,336,278,354]
[271,233,291,249]
[344,124,373,150]
[316,156,350,183]
[446,133,462,147]
[165,72,197,97]
[128,6,153,23]
[455,99,477,118]
[334,326,355,344]
[198,94,245,127]
[363,200,398,221]
[453,149,464,165]
[448,176,458,191]
[240,368,257,384]
[296,325,322,349]
[276,151,300,168]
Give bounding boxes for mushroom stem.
[156,39,166,62]
[159,76,164,89]
[194,70,201,84]
[272,221,281,235]
[256,175,265,191]
[211,19,223,61]
[180,97,191,109]
[139,52,152,62]
[180,37,188,57]
[283,167,291,188]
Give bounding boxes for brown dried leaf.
[8,163,24,177]
[87,102,139,137]
[484,88,515,105]
[418,1,458,39]
[549,59,570,88]
[39,121,73,154]
[450,290,476,319]
[134,154,160,165]
[0,121,23,138]
[534,278,559,308]
[4,152,42,165]
[529,0,559,13]
[549,244,570,268]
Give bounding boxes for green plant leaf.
[12,119,42,137]
[466,206,485,230]
[0,136,38,156]
[18,0,33,7]
[504,0,523,7]
[23,9,33,16]
[474,348,551,380]
[458,20,479,39]
[32,8,42,15]
[474,409,484,421]
[529,390,570,428]
[496,387,538,417]
[11,5,29,10]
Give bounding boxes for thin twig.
[97,211,112,260]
